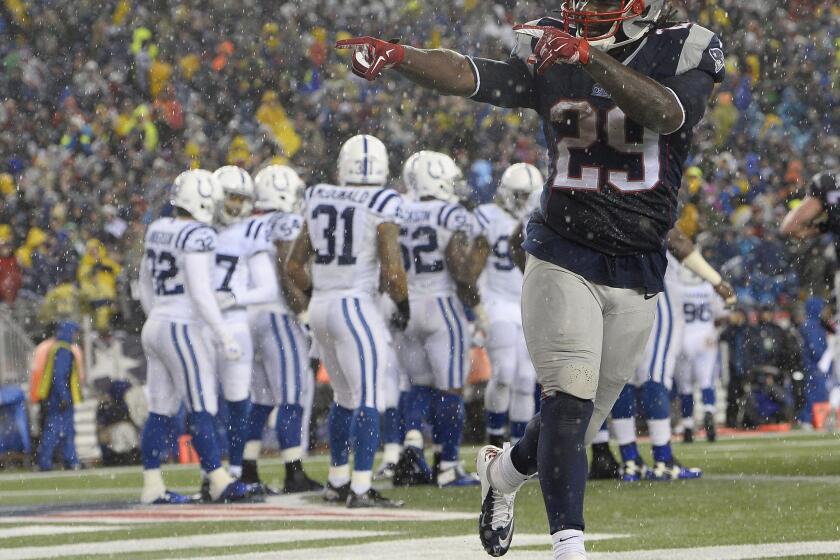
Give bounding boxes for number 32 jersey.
[304,184,402,298]
[468,19,725,293]
[143,218,217,322]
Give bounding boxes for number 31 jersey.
[400,199,474,298]
[143,217,217,322]
[304,184,402,298]
[474,203,522,302]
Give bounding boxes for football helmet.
[497,163,544,217]
[401,150,435,195]
[337,134,389,187]
[171,170,219,225]
[213,165,255,224]
[254,165,305,213]
[409,151,465,204]
[560,0,665,51]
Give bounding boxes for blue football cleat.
[215,480,263,503]
[620,459,648,482]
[437,462,480,487]
[647,461,703,481]
[151,490,194,505]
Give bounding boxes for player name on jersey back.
[144,217,216,323]
[305,183,401,298]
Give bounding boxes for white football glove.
[215,291,237,311]
[220,332,242,362]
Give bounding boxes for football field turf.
[1,432,838,560]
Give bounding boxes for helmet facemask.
[560,0,660,51]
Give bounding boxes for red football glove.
[513,25,591,75]
[335,36,405,81]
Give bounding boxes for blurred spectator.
[798,297,831,426]
[0,224,21,304]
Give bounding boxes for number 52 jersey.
[142,217,217,322]
[304,184,402,298]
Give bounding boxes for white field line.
[2,529,388,560]
[185,536,840,560]
[0,525,118,538]
[704,474,840,484]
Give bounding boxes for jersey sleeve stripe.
[174,224,192,249]
[475,208,490,228]
[437,204,448,226]
[253,221,264,240]
[676,24,715,75]
[245,220,255,238]
[442,205,460,229]
[179,225,211,249]
[376,192,399,213]
[368,187,387,209]
[176,224,199,249]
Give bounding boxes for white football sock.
[682,417,696,430]
[440,460,459,472]
[591,428,609,445]
[350,470,372,495]
[141,469,166,504]
[612,417,636,446]
[281,446,303,463]
[830,387,840,410]
[552,529,586,559]
[404,429,424,450]
[703,404,716,414]
[488,445,529,495]
[243,440,261,461]
[208,467,234,500]
[382,443,401,465]
[328,464,351,487]
[648,419,671,448]
[229,465,242,479]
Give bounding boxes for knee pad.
[611,384,637,419]
[537,362,599,401]
[641,381,670,420]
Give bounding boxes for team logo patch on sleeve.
[709,47,725,74]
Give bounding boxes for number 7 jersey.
[142,217,217,322]
[304,183,402,298]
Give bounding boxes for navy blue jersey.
[808,171,840,259]
[468,19,725,292]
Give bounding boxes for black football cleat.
[373,462,397,481]
[392,446,433,486]
[199,478,212,503]
[322,481,351,504]
[704,412,717,442]
[283,461,324,494]
[683,427,694,443]
[588,442,621,480]
[346,488,404,509]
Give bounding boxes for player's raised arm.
[335,37,476,96]
[781,173,836,239]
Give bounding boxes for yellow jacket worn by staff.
[29,336,85,405]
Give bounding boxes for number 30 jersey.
[469,19,725,293]
[304,184,402,298]
[474,203,522,302]
[143,217,217,322]
[400,199,474,298]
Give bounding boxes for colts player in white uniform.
[675,265,726,443]
[473,164,542,448]
[243,165,323,493]
[288,134,409,508]
[139,170,255,504]
[611,229,734,481]
[210,166,279,487]
[393,151,482,488]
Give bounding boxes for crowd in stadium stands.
[0,0,838,433]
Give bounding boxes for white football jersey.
[474,203,522,302]
[676,265,726,345]
[400,199,474,297]
[247,210,304,313]
[142,217,217,322]
[214,217,272,298]
[305,184,402,297]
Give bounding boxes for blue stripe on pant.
[437,297,456,389]
[282,314,303,406]
[446,297,466,388]
[171,323,202,412]
[341,298,370,408]
[354,298,378,410]
[648,293,673,385]
[270,313,289,405]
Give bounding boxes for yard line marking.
[704,474,840,484]
[185,537,840,560]
[0,525,118,539]
[2,529,388,559]
[186,534,627,560]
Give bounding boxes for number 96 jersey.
[474,203,523,305]
[143,217,217,322]
[304,184,402,298]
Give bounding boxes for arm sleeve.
[808,172,837,206]
[468,28,538,109]
[232,251,279,306]
[183,252,226,338]
[138,253,153,315]
[660,69,715,130]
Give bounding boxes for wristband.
[681,249,722,286]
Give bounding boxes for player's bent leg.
[485,321,519,446]
[241,402,275,490]
[641,381,702,481]
[433,389,479,487]
[325,401,353,503]
[680,391,696,443]
[588,421,620,480]
[611,384,645,482]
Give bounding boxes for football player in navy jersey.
[338,1,725,558]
